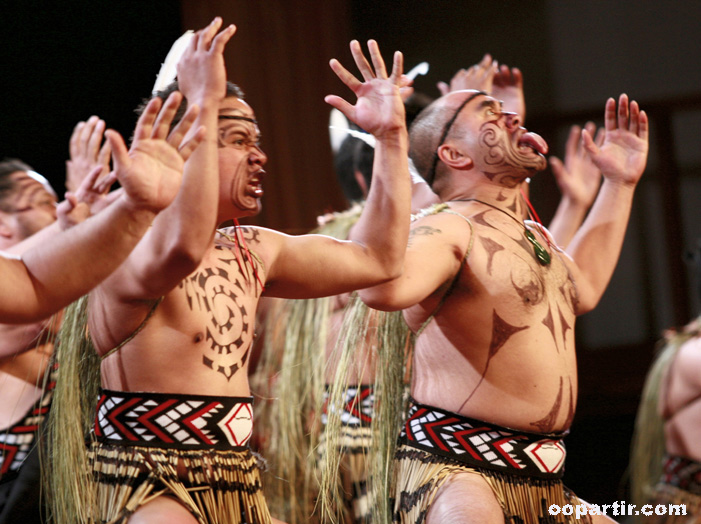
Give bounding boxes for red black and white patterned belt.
[321,384,374,427]
[94,389,253,451]
[0,367,55,478]
[661,454,701,495]
[400,399,567,480]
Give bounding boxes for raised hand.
[325,40,406,141]
[582,94,648,186]
[176,17,236,104]
[57,165,120,229]
[437,53,497,96]
[65,116,111,193]
[105,91,205,212]
[492,63,525,121]
[549,122,603,208]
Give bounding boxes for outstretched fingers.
[388,50,404,84]
[565,124,581,160]
[78,165,105,196]
[177,126,206,162]
[324,93,354,122]
[328,57,362,94]
[604,97,617,132]
[104,129,129,172]
[152,91,184,140]
[627,99,648,141]
[617,93,630,131]
[637,109,649,141]
[95,170,118,194]
[132,97,164,143]
[167,102,200,149]
[198,17,223,51]
[350,40,375,81]
[210,23,237,54]
[367,40,388,79]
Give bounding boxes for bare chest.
[173,245,263,382]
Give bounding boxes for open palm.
[584,94,648,186]
[106,92,205,212]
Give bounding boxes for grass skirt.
[88,440,272,524]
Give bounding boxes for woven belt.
[321,384,374,427]
[400,399,567,479]
[94,389,253,451]
[661,454,701,495]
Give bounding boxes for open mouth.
[517,131,548,155]
[246,171,265,198]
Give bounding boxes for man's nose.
[249,145,268,166]
[503,111,521,130]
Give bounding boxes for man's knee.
[425,472,504,524]
[127,495,199,524]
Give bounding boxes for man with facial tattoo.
[355,89,648,524]
[48,18,412,524]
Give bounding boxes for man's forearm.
[147,101,219,257]
[566,179,636,312]
[350,130,410,278]
[8,197,157,322]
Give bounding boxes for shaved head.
[409,90,486,187]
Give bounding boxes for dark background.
[2,0,700,508]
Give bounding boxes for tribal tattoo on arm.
[407,225,441,248]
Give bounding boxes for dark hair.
[0,158,33,211]
[334,135,374,203]
[409,91,483,187]
[408,101,456,187]
[404,91,434,129]
[135,80,245,131]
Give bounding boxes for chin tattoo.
[478,123,543,187]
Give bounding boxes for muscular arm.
[0,322,47,358]
[263,41,411,299]
[565,95,648,314]
[0,198,156,323]
[358,212,469,311]
[547,123,603,248]
[102,20,235,301]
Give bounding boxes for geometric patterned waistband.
[661,454,701,495]
[0,365,56,478]
[400,399,567,480]
[321,384,374,427]
[94,389,253,451]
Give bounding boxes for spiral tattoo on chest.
[179,247,256,381]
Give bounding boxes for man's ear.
[0,212,14,239]
[437,144,473,170]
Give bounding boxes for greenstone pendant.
[525,230,551,266]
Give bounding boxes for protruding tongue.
[519,132,549,155]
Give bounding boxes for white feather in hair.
[328,61,428,153]
[152,30,195,95]
[329,125,376,149]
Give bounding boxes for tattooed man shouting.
[358,89,648,524]
[50,17,411,524]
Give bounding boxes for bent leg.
[127,495,199,524]
[426,472,505,524]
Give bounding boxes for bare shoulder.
[409,206,474,256]
[675,335,701,388]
